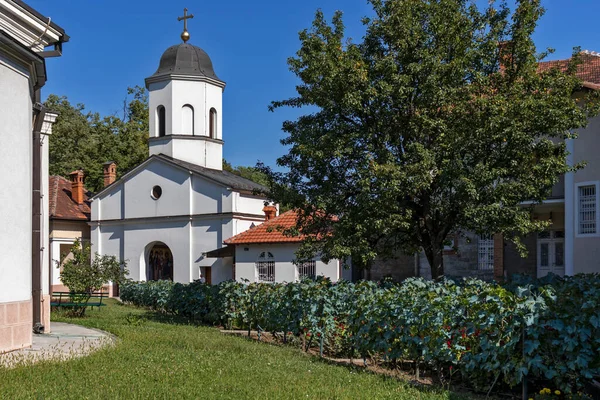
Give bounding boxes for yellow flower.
[554,390,561,395]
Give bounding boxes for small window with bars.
[256,252,275,283]
[477,234,494,270]
[578,185,597,235]
[297,260,316,280]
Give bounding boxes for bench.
[50,291,109,310]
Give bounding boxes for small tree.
[261,0,600,278]
[60,239,128,294]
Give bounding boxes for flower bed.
[120,274,600,395]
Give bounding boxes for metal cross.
[177,8,194,32]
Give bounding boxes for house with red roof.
[48,171,92,292]
[207,206,351,283]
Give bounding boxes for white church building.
[90,29,269,285]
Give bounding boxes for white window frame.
[575,181,600,238]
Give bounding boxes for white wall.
[235,193,267,215]
[234,243,341,284]
[571,114,600,274]
[148,80,172,137]
[0,54,32,303]
[122,161,190,219]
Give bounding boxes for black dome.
[149,43,220,81]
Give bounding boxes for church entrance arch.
[145,242,173,281]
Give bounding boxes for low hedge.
[120,274,600,394]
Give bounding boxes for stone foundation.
[42,294,51,333]
[0,298,32,353]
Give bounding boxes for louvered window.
[578,185,597,235]
[478,234,494,270]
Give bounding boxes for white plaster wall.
[234,244,341,284]
[191,176,228,214]
[204,140,223,170]
[0,55,32,303]
[205,84,223,140]
[122,161,190,219]
[148,80,173,137]
[235,193,267,215]
[191,218,233,282]
[571,114,600,273]
[150,79,223,139]
[148,138,173,160]
[93,185,123,221]
[96,217,237,284]
[122,220,190,282]
[233,218,261,236]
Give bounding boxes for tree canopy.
[46,86,149,192]
[261,0,600,278]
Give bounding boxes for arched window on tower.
[182,104,194,135]
[209,108,217,139]
[157,105,166,137]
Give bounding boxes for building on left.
[0,0,68,352]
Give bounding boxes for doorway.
[537,231,565,278]
[147,243,173,281]
[200,267,212,284]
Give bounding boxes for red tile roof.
[538,50,600,90]
[49,175,92,221]
[225,210,304,245]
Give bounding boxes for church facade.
[90,32,268,285]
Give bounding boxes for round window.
[151,185,162,200]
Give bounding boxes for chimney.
[103,161,117,187]
[262,205,277,221]
[69,170,85,205]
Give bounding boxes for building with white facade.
[209,209,351,283]
[91,32,268,285]
[0,0,67,352]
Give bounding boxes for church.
[90,11,269,285]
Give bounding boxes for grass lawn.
[0,300,471,399]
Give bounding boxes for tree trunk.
[424,243,444,280]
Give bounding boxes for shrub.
[121,274,600,394]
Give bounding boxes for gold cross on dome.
[177,8,194,43]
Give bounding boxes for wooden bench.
[50,291,109,310]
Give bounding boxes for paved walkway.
[0,322,114,368]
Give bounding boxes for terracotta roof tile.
[537,50,600,88]
[225,210,304,245]
[48,175,92,221]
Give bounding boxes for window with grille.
[478,234,494,270]
[256,252,275,283]
[578,185,597,235]
[297,260,316,280]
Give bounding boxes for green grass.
[0,301,471,399]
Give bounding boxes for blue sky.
[30,0,600,170]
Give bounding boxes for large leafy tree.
[261,0,599,278]
[46,86,149,192]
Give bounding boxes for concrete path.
[0,322,114,368]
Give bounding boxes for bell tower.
[145,9,225,170]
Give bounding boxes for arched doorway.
[146,242,173,281]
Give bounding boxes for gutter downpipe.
[32,98,45,333]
